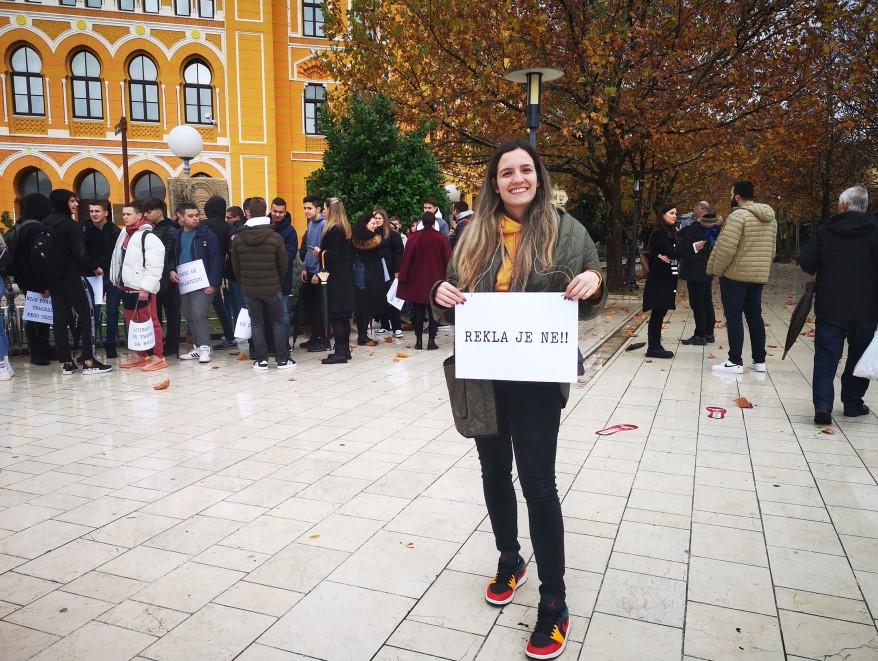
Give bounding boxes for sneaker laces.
[490,557,519,591]
[532,602,564,644]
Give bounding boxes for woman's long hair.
[452,139,558,291]
[323,197,351,240]
[372,208,391,239]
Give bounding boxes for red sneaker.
[526,602,571,659]
[485,555,527,605]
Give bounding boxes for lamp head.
[168,125,204,159]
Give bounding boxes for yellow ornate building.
[0,0,335,234]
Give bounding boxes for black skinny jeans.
[330,317,351,354]
[686,280,715,338]
[412,303,437,339]
[50,277,94,364]
[647,309,668,348]
[157,282,180,356]
[475,380,565,603]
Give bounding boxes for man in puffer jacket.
[110,202,168,372]
[202,195,237,350]
[707,181,777,375]
[231,196,292,370]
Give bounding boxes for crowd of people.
[640,181,877,426]
[0,188,469,378]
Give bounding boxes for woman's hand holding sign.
[564,270,602,301]
[435,281,466,307]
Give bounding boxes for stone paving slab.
[0,266,877,659]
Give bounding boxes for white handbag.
[127,304,155,352]
[853,330,878,380]
[234,308,252,340]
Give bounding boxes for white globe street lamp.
[168,125,203,177]
[444,184,461,203]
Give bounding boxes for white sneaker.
[749,363,767,373]
[198,345,211,363]
[712,361,744,374]
[0,364,12,381]
[252,360,268,371]
[393,330,404,339]
[179,345,200,360]
[375,328,388,335]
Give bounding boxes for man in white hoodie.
[110,202,168,372]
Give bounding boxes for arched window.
[132,171,166,201]
[77,170,110,201]
[18,167,51,197]
[128,54,159,122]
[183,59,213,125]
[11,46,45,116]
[304,83,326,135]
[71,50,103,120]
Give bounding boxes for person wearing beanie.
[397,211,451,350]
[6,193,53,364]
[202,195,237,351]
[42,188,112,375]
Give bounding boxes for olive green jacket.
[432,211,607,407]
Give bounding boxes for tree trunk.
[603,149,626,291]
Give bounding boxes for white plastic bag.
[234,308,252,340]
[853,330,878,380]
[127,317,155,352]
[386,278,405,311]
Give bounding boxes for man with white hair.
[800,185,878,425]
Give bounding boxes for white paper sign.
[177,259,209,294]
[386,278,405,311]
[23,291,54,324]
[86,275,103,303]
[454,292,578,383]
[128,317,156,351]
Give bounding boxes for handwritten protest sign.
[23,291,54,324]
[177,259,209,294]
[454,292,578,383]
[86,275,103,303]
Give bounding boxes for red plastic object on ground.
[706,406,727,419]
[595,424,639,436]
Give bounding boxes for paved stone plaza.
[0,265,877,660]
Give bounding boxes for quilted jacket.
[707,202,777,283]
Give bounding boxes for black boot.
[322,350,348,364]
[414,335,423,350]
[427,336,438,350]
[646,345,674,359]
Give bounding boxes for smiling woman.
[432,139,606,661]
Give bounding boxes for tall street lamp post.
[505,68,563,148]
[626,178,644,290]
[168,124,204,177]
[114,116,130,204]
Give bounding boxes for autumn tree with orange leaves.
[323,0,876,288]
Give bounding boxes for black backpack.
[29,224,67,281]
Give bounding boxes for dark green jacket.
[432,211,606,406]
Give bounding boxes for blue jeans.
[0,313,8,357]
[813,318,877,412]
[719,277,766,365]
[280,293,292,342]
[93,275,122,347]
[225,281,244,322]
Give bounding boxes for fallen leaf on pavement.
[714,321,726,328]
[384,337,393,343]
[211,366,220,369]
[645,359,653,363]
[802,330,815,337]
[238,353,249,361]
[401,542,415,549]
[768,345,779,349]
[708,353,716,359]
[308,534,320,540]
[734,397,754,409]
[152,378,170,391]
[821,427,836,435]
[395,352,410,358]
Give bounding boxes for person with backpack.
[202,195,238,352]
[4,194,53,365]
[110,202,167,372]
[39,189,111,375]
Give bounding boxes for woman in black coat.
[374,209,404,337]
[642,204,683,358]
[351,211,390,345]
[678,208,718,345]
[319,198,356,364]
